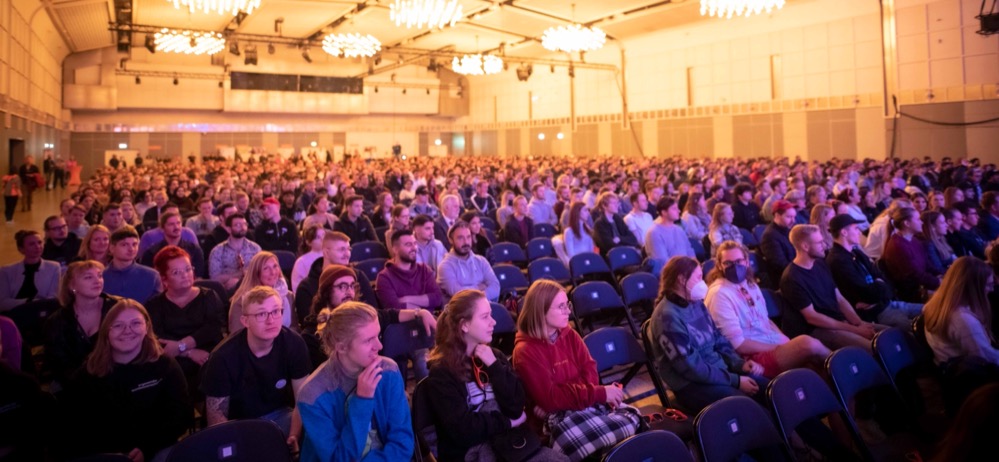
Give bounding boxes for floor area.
[0,187,74,266]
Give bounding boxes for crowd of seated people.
[1,152,999,461]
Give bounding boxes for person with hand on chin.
[296,301,414,462]
[648,256,769,414]
[424,289,568,461]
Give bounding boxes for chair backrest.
[350,241,389,262]
[412,378,439,460]
[701,259,716,276]
[479,216,498,231]
[528,257,571,284]
[620,272,658,307]
[165,419,290,462]
[695,396,788,462]
[759,288,784,320]
[194,279,229,306]
[374,226,388,245]
[607,246,643,273]
[490,302,516,334]
[488,242,527,265]
[526,237,555,261]
[569,252,612,283]
[583,326,647,373]
[767,368,847,446]
[271,250,296,280]
[353,258,388,282]
[753,224,767,243]
[740,227,759,247]
[5,298,60,347]
[570,281,625,317]
[690,237,708,262]
[911,314,933,357]
[872,328,919,388]
[380,319,435,359]
[641,319,675,408]
[603,430,693,462]
[533,223,556,238]
[826,346,892,407]
[493,264,530,297]
[748,250,761,273]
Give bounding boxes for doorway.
[8,138,24,174]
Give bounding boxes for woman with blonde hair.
[120,200,141,227]
[923,256,999,413]
[708,202,742,257]
[292,226,325,292]
[296,301,414,461]
[229,251,294,333]
[809,203,835,249]
[43,260,122,384]
[75,224,111,264]
[512,280,637,460]
[554,201,595,266]
[424,289,565,461]
[681,192,710,241]
[65,299,190,461]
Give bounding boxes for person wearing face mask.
[705,241,830,379]
[648,256,769,414]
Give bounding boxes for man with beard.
[202,286,310,449]
[293,232,378,330]
[436,221,500,301]
[141,212,206,277]
[374,229,442,380]
[208,214,261,290]
[41,215,80,267]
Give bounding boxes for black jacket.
[825,243,891,321]
[43,293,122,384]
[500,215,534,248]
[759,224,796,285]
[433,216,457,251]
[42,234,81,267]
[254,217,300,253]
[334,214,377,244]
[592,213,638,257]
[732,200,762,231]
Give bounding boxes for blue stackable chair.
[690,237,708,262]
[607,246,643,279]
[584,327,664,405]
[701,259,716,277]
[527,257,572,287]
[490,302,517,356]
[350,241,389,263]
[488,242,528,266]
[271,249,296,281]
[493,263,530,299]
[165,419,291,462]
[353,258,388,283]
[620,272,658,321]
[479,216,498,231]
[603,430,693,462]
[695,396,790,462]
[380,319,435,382]
[533,223,556,238]
[740,227,760,248]
[570,281,638,336]
[569,252,614,286]
[525,237,555,261]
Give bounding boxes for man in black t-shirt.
[780,224,882,352]
[202,286,311,451]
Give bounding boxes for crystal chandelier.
[169,0,261,15]
[700,0,785,19]
[541,23,606,53]
[451,54,503,76]
[390,0,463,30]
[154,29,226,55]
[322,33,382,58]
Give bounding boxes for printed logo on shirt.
[132,378,163,393]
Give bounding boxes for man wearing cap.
[826,214,923,330]
[760,200,797,287]
[255,197,299,253]
[410,186,440,219]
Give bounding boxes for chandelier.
[169,0,261,15]
[541,24,606,53]
[153,29,226,55]
[700,0,785,19]
[390,0,463,30]
[322,33,382,58]
[451,54,503,76]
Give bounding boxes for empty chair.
[690,237,708,263]
[380,319,435,381]
[165,419,291,462]
[584,327,662,404]
[479,216,498,231]
[768,368,867,462]
[740,228,760,248]
[620,272,658,320]
[526,237,555,261]
[533,223,556,238]
[528,257,572,287]
[603,430,693,462]
[487,242,528,266]
[569,251,614,286]
[571,281,638,336]
[350,241,389,263]
[872,328,922,398]
[695,396,790,462]
[271,249,296,281]
[492,263,530,299]
[607,246,643,279]
[353,258,388,283]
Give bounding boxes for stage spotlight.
[516,63,532,82]
[302,48,312,63]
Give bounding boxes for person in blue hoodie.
[296,301,413,462]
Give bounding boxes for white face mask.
[687,279,709,301]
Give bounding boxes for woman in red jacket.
[512,279,639,461]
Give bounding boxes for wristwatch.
[178,341,188,354]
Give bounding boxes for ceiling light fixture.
[700,0,785,19]
[390,0,463,30]
[154,29,226,55]
[541,4,605,53]
[322,33,382,58]
[168,0,261,16]
[452,53,503,76]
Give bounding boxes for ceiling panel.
[470,8,556,38]
[412,24,520,52]
[515,0,672,23]
[237,1,355,37]
[134,1,233,31]
[56,2,113,51]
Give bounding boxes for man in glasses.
[294,231,379,330]
[705,240,829,380]
[201,286,310,451]
[41,215,80,267]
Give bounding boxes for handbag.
[488,425,543,462]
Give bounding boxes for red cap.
[262,197,280,207]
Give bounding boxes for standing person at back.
[17,155,39,212]
[1,168,20,224]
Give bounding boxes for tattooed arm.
[205,396,230,427]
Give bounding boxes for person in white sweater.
[554,201,595,266]
[623,192,654,247]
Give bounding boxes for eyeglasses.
[721,258,747,268]
[554,301,573,313]
[169,266,194,277]
[333,282,361,293]
[471,357,490,391]
[110,319,146,334]
[244,308,284,322]
[46,224,68,231]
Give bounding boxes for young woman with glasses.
[63,299,190,462]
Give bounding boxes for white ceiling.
[46,0,718,60]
